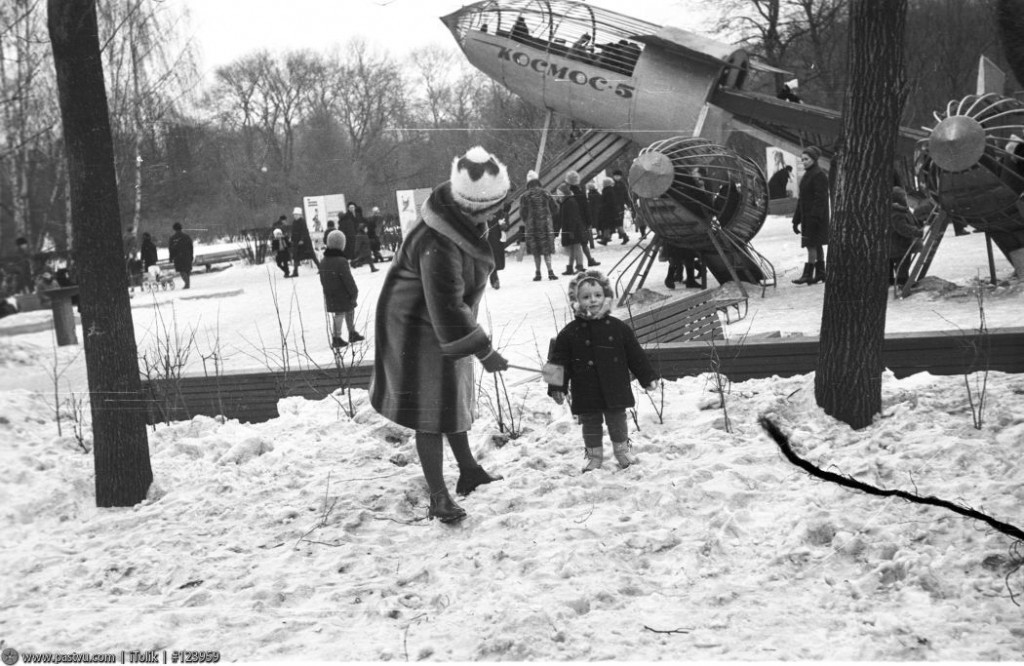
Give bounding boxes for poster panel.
[395,188,432,238]
[303,195,327,233]
[765,147,800,200]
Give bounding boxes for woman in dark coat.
[791,145,830,285]
[318,230,362,347]
[598,177,619,244]
[370,146,511,524]
[556,182,587,275]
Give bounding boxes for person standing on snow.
[547,270,659,473]
[167,222,194,289]
[369,146,511,524]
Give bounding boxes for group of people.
[513,168,632,285]
[366,146,658,524]
[271,204,387,281]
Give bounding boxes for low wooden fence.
[139,327,1024,424]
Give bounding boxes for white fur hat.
[292,206,303,216]
[326,229,346,251]
[450,146,511,212]
[273,228,283,238]
[527,169,539,182]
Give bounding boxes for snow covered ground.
[1,217,1022,661]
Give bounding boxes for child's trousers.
[579,408,628,447]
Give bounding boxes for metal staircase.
[898,206,948,298]
[506,129,634,242]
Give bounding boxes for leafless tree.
[815,0,908,429]
[48,0,152,506]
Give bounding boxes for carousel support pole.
[984,232,998,285]
[534,109,553,175]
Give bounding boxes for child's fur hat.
[567,269,613,319]
[326,229,346,251]
[450,146,511,213]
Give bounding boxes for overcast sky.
[175,0,719,79]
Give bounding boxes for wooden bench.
[155,249,245,274]
[624,289,748,344]
[136,326,1024,424]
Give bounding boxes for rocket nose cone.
[629,152,675,199]
[440,7,470,47]
[928,115,987,173]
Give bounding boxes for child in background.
[547,270,659,472]
[271,228,291,278]
[319,230,364,348]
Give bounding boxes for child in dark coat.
[547,270,659,472]
[271,228,291,278]
[319,230,363,348]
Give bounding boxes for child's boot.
[582,446,604,473]
[612,440,638,468]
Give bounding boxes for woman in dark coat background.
[518,171,559,281]
[791,145,830,285]
[370,146,511,524]
[556,182,587,275]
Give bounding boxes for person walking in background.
[586,181,602,249]
[367,206,386,263]
[140,232,158,271]
[271,228,291,278]
[168,222,194,289]
[598,177,619,245]
[556,182,587,275]
[547,270,658,473]
[611,169,632,243]
[290,206,319,276]
[319,230,363,348]
[565,171,600,267]
[370,146,511,525]
[351,220,380,272]
[486,202,509,289]
[791,145,829,285]
[337,203,362,262]
[518,170,559,281]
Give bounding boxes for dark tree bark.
[814,0,907,429]
[48,0,152,506]
[998,0,1024,86]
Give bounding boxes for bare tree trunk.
[814,0,907,429]
[998,0,1024,85]
[48,0,152,507]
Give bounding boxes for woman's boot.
[428,490,467,523]
[792,262,814,284]
[562,263,576,276]
[811,260,826,284]
[455,465,504,496]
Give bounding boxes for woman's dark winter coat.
[290,216,317,260]
[558,191,586,247]
[587,188,602,229]
[599,184,620,233]
[370,183,495,433]
[140,237,158,269]
[167,230,194,273]
[319,249,358,312]
[337,212,359,260]
[547,314,657,415]
[793,163,830,247]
